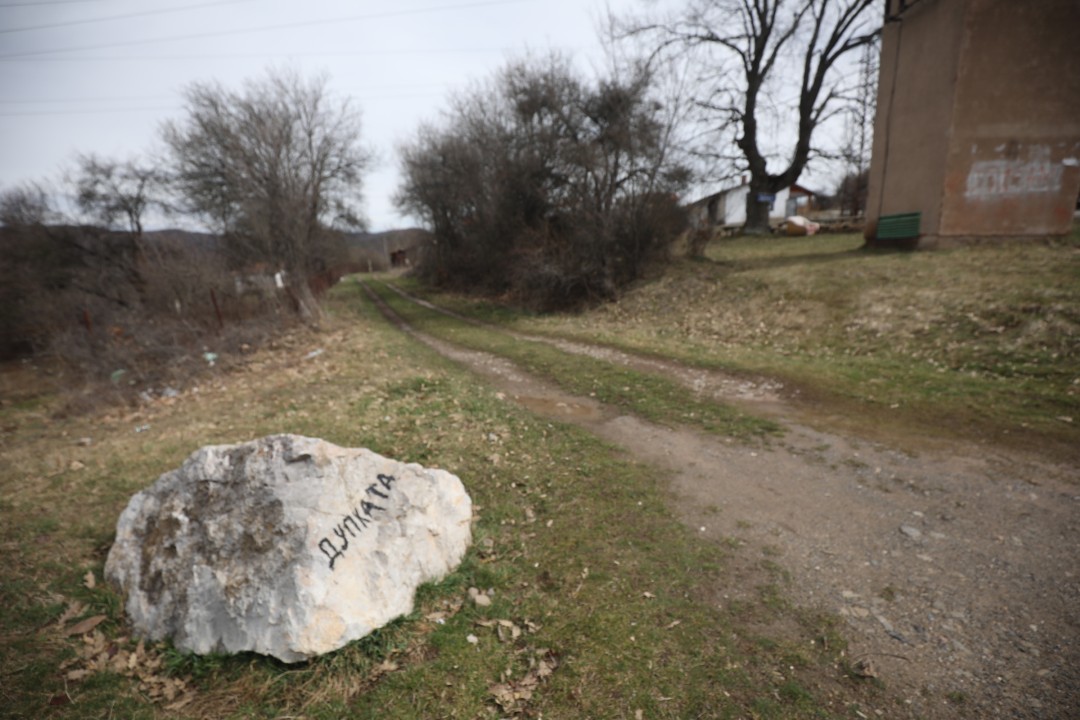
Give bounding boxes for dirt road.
[362,280,1080,719]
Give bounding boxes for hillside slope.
[506,232,1080,462]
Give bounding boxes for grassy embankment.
[403,231,1080,461]
[1,278,873,719]
[363,279,781,442]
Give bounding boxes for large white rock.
[104,434,472,663]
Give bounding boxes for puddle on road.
[513,394,605,422]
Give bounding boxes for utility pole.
[841,38,879,216]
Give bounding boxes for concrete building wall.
[722,185,790,226]
[865,0,967,240]
[725,186,749,226]
[939,0,1080,237]
[866,0,1080,245]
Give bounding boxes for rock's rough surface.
[105,434,472,663]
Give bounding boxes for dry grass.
[10,228,1073,717]
[476,231,1080,460]
[0,281,872,719]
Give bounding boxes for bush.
[0,216,300,402]
[396,55,689,311]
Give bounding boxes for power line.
[0,105,179,117]
[0,0,257,35]
[0,92,449,117]
[0,46,531,63]
[0,83,449,104]
[0,0,536,59]
[0,95,176,104]
[0,0,104,6]
[0,82,450,106]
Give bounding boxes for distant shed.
[688,181,816,232]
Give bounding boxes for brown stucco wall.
[866,0,1080,245]
[939,0,1080,237]
[865,0,967,240]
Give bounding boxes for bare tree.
[0,181,58,227]
[163,68,371,323]
[618,0,880,233]
[0,179,155,369]
[396,55,688,310]
[1,178,146,312]
[73,154,168,238]
[71,154,175,305]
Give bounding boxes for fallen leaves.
[468,586,493,607]
[63,614,106,637]
[476,618,524,643]
[488,648,560,715]
[474,615,541,642]
[476,536,497,561]
[850,658,878,679]
[57,603,196,708]
[55,601,88,628]
[422,597,464,628]
[472,614,553,714]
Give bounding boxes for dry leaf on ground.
[55,602,87,628]
[488,649,559,715]
[64,614,106,636]
[56,620,197,706]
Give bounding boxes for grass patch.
[398,230,1080,460]
[0,281,857,719]
[365,279,780,442]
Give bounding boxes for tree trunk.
[743,185,774,235]
[290,277,323,328]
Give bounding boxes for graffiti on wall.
[964,145,1064,199]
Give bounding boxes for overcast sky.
[0,0,657,231]
[1,0,858,232]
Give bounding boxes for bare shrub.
[163,68,372,325]
[396,55,689,311]
[0,189,301,407]
[2,67,373,410]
